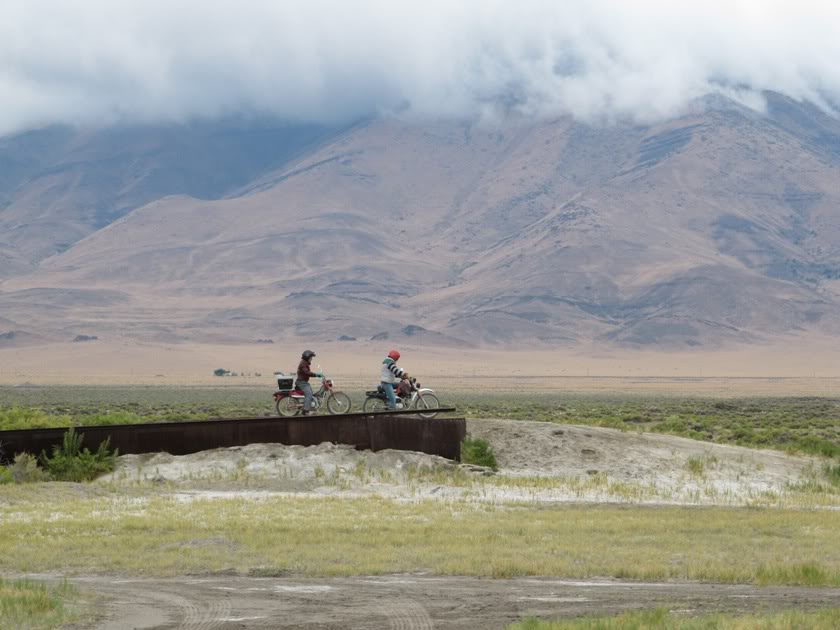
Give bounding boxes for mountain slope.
[2,94,840,348]
[0,119,348,275]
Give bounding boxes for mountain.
[1,93,839,349]
[0,119,346,275]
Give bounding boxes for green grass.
[508,608,840,630]
[2,488,840,585]
[825,463,840,485]
[0,578,82,630]
[0,407,73,431]
[461,436,498,470]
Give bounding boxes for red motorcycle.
[273,371,351,416]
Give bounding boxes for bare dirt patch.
[50,575,840,630]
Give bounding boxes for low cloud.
[2,0,840,134]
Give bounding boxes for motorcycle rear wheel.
[276,396,300,417]
[327,391,352,414]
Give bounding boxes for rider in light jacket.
[380,350,407,410]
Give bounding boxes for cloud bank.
[2,0,840,134]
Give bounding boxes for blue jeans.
[296,380,314,412]
[381,382,397,410]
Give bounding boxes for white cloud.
[2,0,840,134]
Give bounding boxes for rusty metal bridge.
[0,408,465,465]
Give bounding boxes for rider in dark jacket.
[296,350,321,414]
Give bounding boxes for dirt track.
[53,575,840,629]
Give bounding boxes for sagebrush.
[461,436,498,470]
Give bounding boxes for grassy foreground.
[0,578,82,630]
[509,608,840,630]
[2,488,840,585]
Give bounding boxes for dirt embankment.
[468,418,817,488]
[99,418,823,507]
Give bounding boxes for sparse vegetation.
[8,453,50,483]
[825,462,840,486]
[508,608,840,630]
[686,452,718,476]
[461,436,498,470]
[39,428,117,482]
[0,578,83,629]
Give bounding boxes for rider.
[380,350,408,410]
[296,350,322,415]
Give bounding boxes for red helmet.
[388,350,401,360]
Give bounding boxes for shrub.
[39,428,118,482]
[0,466,12,485]
[0,578,76,628]
[686,456,706,475]
[9,453,49,483]
[0,407,73,431]
[826,463,840,486]
[461,436,498,471]
[78,411,144,426]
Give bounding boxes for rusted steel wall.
[0,410,465,464]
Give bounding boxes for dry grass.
[400,463,840,509]
[509,608,840,630]
[2,487,840,585]
[0,578,84,630]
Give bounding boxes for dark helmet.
[302,350,316,360]
[388,350,400,360]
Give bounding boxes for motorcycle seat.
[365,390,383,397]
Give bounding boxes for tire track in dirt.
[381,598,435,630]
[49,575,840,629]
[84,579,232,630]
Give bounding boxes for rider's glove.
[315,372,324,378]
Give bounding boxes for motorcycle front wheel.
[414,392,441,419]
[363,396,389,413]
[276,396,300,417]
[327,391,352,414]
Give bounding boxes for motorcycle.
[273,370,351,417]
[362,376,441,419]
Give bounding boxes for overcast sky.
[2,0,840,134]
